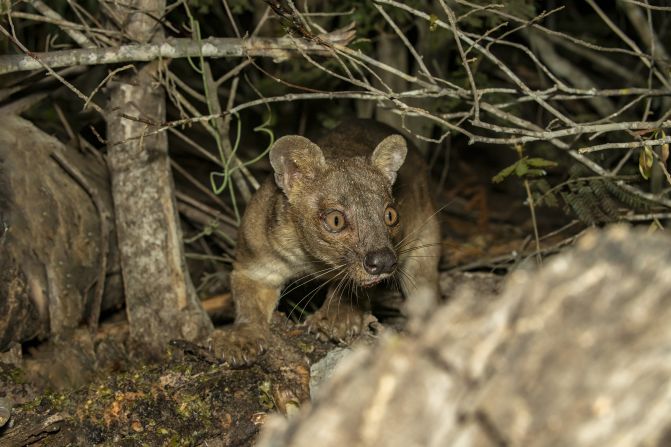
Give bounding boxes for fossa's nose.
[363,248,397,275]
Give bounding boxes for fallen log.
[0,114,121,351]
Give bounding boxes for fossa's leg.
[209,270,280,365]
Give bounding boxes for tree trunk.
[106,0,212,357]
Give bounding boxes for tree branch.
[0,37,350,75]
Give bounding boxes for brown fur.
[210,120,441,365]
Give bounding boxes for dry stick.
[162,68,194,121]
[470,120,671,145]
[490,87,671,105]
[465,27,576,96]
[464,21,508,57]
[579,136,671,153]
[166,71,208,103]
[67,0,108,37]
[169,127,226,168]
[215,59,252,87]
[84,65,135,111]
[0,36,351,75]
[360,4,671,213]
[175,190,239,234]
[447,229,588,273]
[53,103,78,146]
[622,0,671,65]
[544,32,636,83]
[223,78,260,191]
[159,72,226,138]
[115,91,384,144]
[31,0,96,48]
[49,151,110,333]
[457,2,503,23]
[523,178,542,265]
[0,23,105,114]
[178,201,236,256]
[116,84,671,149]
[202,64,252,202]
[374,4,435,85]
[10,11,120,39]
[161,66,255,198]
[621,0,671,11]
[438,0,479,118]
[170,159,237,223]
[376,0,575,128]
[221,0,242,38]
[454,0,649,59]
[305,46,469,140]
[586,95,647,129]
[620,0,671,126]
[585,0,670,88]
[290,36,470,141]
[529,33,615,117]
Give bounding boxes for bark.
[0,114,119,351]
[257,225,671,447]
[373,31,408,129]
[105,0,212,357]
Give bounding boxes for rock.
[256,225,671,447]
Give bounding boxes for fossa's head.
[270,133,407,286]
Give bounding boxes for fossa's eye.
[323,210,346,232]
[384,206,399,226]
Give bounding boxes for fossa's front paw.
[208,324,269,366]
[305,305,376,344]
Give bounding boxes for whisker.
[323,251,356,319]
[396,265,417,291]
[398,242,443,255]
[280,263,346,298]
[288,267,347,322]
[396,237,423,251]
[394,201,451,249]
[400,255,442,258]
[327,268,350,318]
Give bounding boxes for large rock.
[257,225,671,446]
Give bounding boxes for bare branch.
[0,36,353,75]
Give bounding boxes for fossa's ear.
[371,134,407,185]
[269,135,326,194]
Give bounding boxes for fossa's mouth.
[360,274,390,288]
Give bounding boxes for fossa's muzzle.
[363,247,397,275]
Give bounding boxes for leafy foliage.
[492,156,558,183]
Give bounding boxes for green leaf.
[515,161,529,177]
[526,157,558,168]
[525,169,547,177]
[492,161,520,183]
